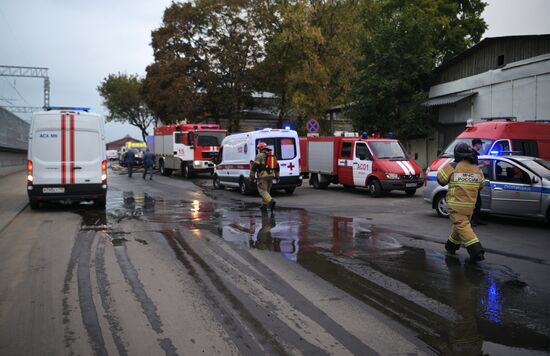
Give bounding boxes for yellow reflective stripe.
[448,201,476,207]
[439,169,449,180]
[448,236,461,245]
[450,181,483,185]
[464,238,480,247]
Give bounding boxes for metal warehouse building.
[425,34,550,151]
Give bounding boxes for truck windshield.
[441,138,494,157]
[196,132,226,146]
[369,141,407,159]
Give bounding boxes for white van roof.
[222,128,297,143]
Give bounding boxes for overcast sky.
[1,0,550,142]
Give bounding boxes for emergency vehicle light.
[490,150,500,156]
[284,126,291,130]
[46,106,91,112]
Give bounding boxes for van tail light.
[101,160,107,184]
[27,160,33,185]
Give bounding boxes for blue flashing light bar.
[284,126,291,130]
[490,150,500,156]
[46,106,91,112]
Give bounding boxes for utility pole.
[0,65,50,113]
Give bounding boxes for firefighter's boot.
[466,242,485,263]
[445,240,461,255]
[268,200,276,212]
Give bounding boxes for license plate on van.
[405,183,417,188]
[43,187,65,194]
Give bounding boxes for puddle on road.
[75,190,550,354]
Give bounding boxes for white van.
[27,107,107,209]
[213,128,302,194]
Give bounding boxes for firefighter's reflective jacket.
[251,151,280,179]
[437,161,485,212]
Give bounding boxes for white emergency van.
[213,128,302,195]
[27,107,107,209]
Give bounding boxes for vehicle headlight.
[385,173,399,179]
[193,160,201,166]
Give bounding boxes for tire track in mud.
[201,238,377,355]
[95,235,128,356]
[62,230,108,356]
[113,242,178,356]
[162,228,334,356]
[161,229,292,355]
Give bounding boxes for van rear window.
[33,130,100,162]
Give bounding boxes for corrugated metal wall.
[439,37,550,83]
[0,107,29,176]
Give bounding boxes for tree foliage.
[350,0,487,139]
[142,0,272,130]
[259,0,361,133]
[97,73,154,141]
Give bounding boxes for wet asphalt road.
[0,166,549,355]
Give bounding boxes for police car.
[424,155,550,222]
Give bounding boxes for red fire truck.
[300,136,423,196]
[153,123,227,178]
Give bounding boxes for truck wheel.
[311,174,327,189]
[182,163,195,179]
[284,187,296,195]
[368,179,382,197]
[434,192,450,218]
[29,199,40,210]
[96,197,106,208]
[213,174,223,189]
[239,179,251,195]
[160,161,171,176]
[405,188,417,196]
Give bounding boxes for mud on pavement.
[54,185,550,355]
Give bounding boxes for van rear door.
[31,112,103,185]
[31,114,64,185]
[70,113,103,184]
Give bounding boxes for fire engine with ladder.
[153,124,227,178]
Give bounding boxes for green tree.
[97,73,154,141]
[259,0,361,133]
[350,0,487,139]
[143,0,272,130]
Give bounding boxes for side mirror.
[532,176,540,184]
[211,152,220,165]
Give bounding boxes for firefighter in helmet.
[437,142,486,263]
[250,142,280,211]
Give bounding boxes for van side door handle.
[74,166,82,170]
[493,187,503,191]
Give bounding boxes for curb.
[0,201,29,235]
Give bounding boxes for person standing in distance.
[471,138,488,226]
[438,143,486,263]
[125,148,137,178]
[249,142,280,211]
[142,148,155,180]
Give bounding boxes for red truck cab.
[300,136,423,196]
[427,119,550,174]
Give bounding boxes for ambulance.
[27,107,107,209]
[424,118,550,216]
[300,136,423,196]
[153,123,226,178]
[212,128,302,195]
